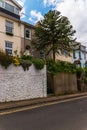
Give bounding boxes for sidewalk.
[0,92,87,112]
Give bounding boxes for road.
[0,97,87,130]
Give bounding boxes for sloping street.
[0,96,87,130]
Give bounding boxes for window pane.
[5,42,12,48]
[14,7,19,15]
[73,51,76,59]
[6,21,13,34]
[6,27,13,33]
[6,49,12,54]
[25,28,31,38]
[6,21,13,27]
[5,41,12,54]
[0,0,4,7]
[5,2,14,13]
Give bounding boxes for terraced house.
[0,0,35,56]
[73,42,87,68]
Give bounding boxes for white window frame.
[5,20,14,34]
[5,41,13,55]
[0,0,20,15]
[5,2,14,13]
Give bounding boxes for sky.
[17,0,87,47]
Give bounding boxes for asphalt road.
[0,97,87,130]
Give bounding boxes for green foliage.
[84,67,87,77]
[32,58,44,70]
[32,10,76,61]
[0,51,13,69]
[20,55,45,70]
[0,50,45,71]
[46,59,76,74]
[20,59,32,71]
[75,67,84,78]
[83,67,87,84]
[46,59,58,74]
[21,55,33,60]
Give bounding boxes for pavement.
[0,92,87,112]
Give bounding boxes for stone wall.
[47,72,77,95]
[0,65,47,102]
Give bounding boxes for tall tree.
[32,10,76,61]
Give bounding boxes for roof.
[21,21,35,29]
[11,0,22,9]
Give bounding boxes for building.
[0,0,35,56]
[55,50,72,63]
[73,42,87,68]
[21,21,35,56]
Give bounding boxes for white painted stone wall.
[0,65,47,102]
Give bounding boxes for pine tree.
[32,10,76,61]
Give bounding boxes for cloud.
[29,10,44,24]
[43,0,87,46]
[20,8,26,18]
[17,0,26,18]
[55,0,87,46]
[43,0,62,7]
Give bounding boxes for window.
[5,2,14,13]
[0,1,20,15]
[73,51,76,59]
[61,49,68,57]
[84,52,86,60]
[14,7,19,15]
[5,21,14,35]
[5,41,13,54]
[25,28,31,39]
[79,51,81,59]
[0,0,4,8]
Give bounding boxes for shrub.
[84,67,87,77]
[0,51,13,68]
[46,59,77,74]
[13,57,20,66]
[76,67,84,78]
[32,58,44,70]
[46,59,58,74]
[0,50,45,71]
[20,59,32,71]
[21,55,33,60]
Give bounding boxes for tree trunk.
[53,49,55,62]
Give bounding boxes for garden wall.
[0,65,47,102]
[47,72,77,95]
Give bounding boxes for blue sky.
[17,0,57,24]
[17,0,87,47]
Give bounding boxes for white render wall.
[0,65,47,102]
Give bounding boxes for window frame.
[0,1,20,15]
[0,0,4,8]
[5,2,14,13]
[73,51,76,59]
[5,20,14,35]
[5,41,13,55]
[25,28,31,39]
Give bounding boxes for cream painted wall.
[56,53,73,63]
[0,15,24,56]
